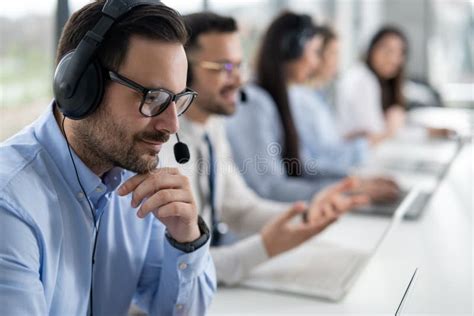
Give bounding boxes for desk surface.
[209,116,472,315]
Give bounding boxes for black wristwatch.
[165,215,210,253]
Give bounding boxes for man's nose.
[231,68,243,87]
[153,101,179,134]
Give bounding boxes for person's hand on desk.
[358,176,401,204]
[261,178,369,258]
[426,127,457,139]
[344,130,387,147]
[118,167,201,243]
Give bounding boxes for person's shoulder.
[0,128,43,193]
[238,83,278,116]
[341,63,376,83]
[0,128,55,228]
[338,63,379,96]
[289,85,318,102]
[245,83,272,101]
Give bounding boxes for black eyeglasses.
[107,70,197,117]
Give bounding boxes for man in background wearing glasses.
[159,12,369,286]
[0,2,215,315]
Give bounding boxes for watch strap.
[165,215,210,253]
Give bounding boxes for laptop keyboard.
[354,190,431,219]
[243,242,369,299]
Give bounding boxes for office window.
[429,0,473,106]
[1,1,55,141]
[162,0,205,14]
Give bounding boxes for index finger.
[117,168,180,196]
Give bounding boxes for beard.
[201,84,239,116]
[73,102,169,175]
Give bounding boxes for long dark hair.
[256,11,318,177]
[365,26,408,112]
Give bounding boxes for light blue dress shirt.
[225,84,339,203]
[0,104,216,316]
[288,85,369,177]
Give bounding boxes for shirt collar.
[34,102,125,203]
[179,115,216,142]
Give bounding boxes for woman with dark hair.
[290,25,374,176]
[255,12,322,177]
[226,12,338,202]
[337,26,409,140]
[226,13,399,203]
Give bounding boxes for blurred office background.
[1,0,473,141]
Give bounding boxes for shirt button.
[77,192,84,199]
[179,262,188,270]
[176,304,184,310]
[95,187,103,193]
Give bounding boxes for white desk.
[209,112,472,315]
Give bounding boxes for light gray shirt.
[159,115,290,285]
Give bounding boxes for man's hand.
[117,168,200,243]
[261,178,369,258]
[306,177,369,223]
[359,176,400,204]
[261,202,324,258]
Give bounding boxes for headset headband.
[56,0,159,100]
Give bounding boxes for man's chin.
[120,153,159,174]
[216,101,237,117]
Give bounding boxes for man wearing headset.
[0,1,215,315]
[159,12,370,286]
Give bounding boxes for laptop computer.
[380,158,447,177]
[240,189,420,301]
[395,268,418,315]
[354,189,431,220]
[355,138,464,219]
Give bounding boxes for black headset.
[280,14,317,61]
[53,0,158,120]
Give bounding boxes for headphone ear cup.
[54,51,105,120]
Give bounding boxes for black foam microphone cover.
[174,133,190,164]
[240,89,248,103]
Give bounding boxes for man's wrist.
[165,216,210,253]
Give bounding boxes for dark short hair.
[56,1,187,72]
[181,12,237,85]
[182,12,238,52]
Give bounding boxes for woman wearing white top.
[336,26,408,141]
